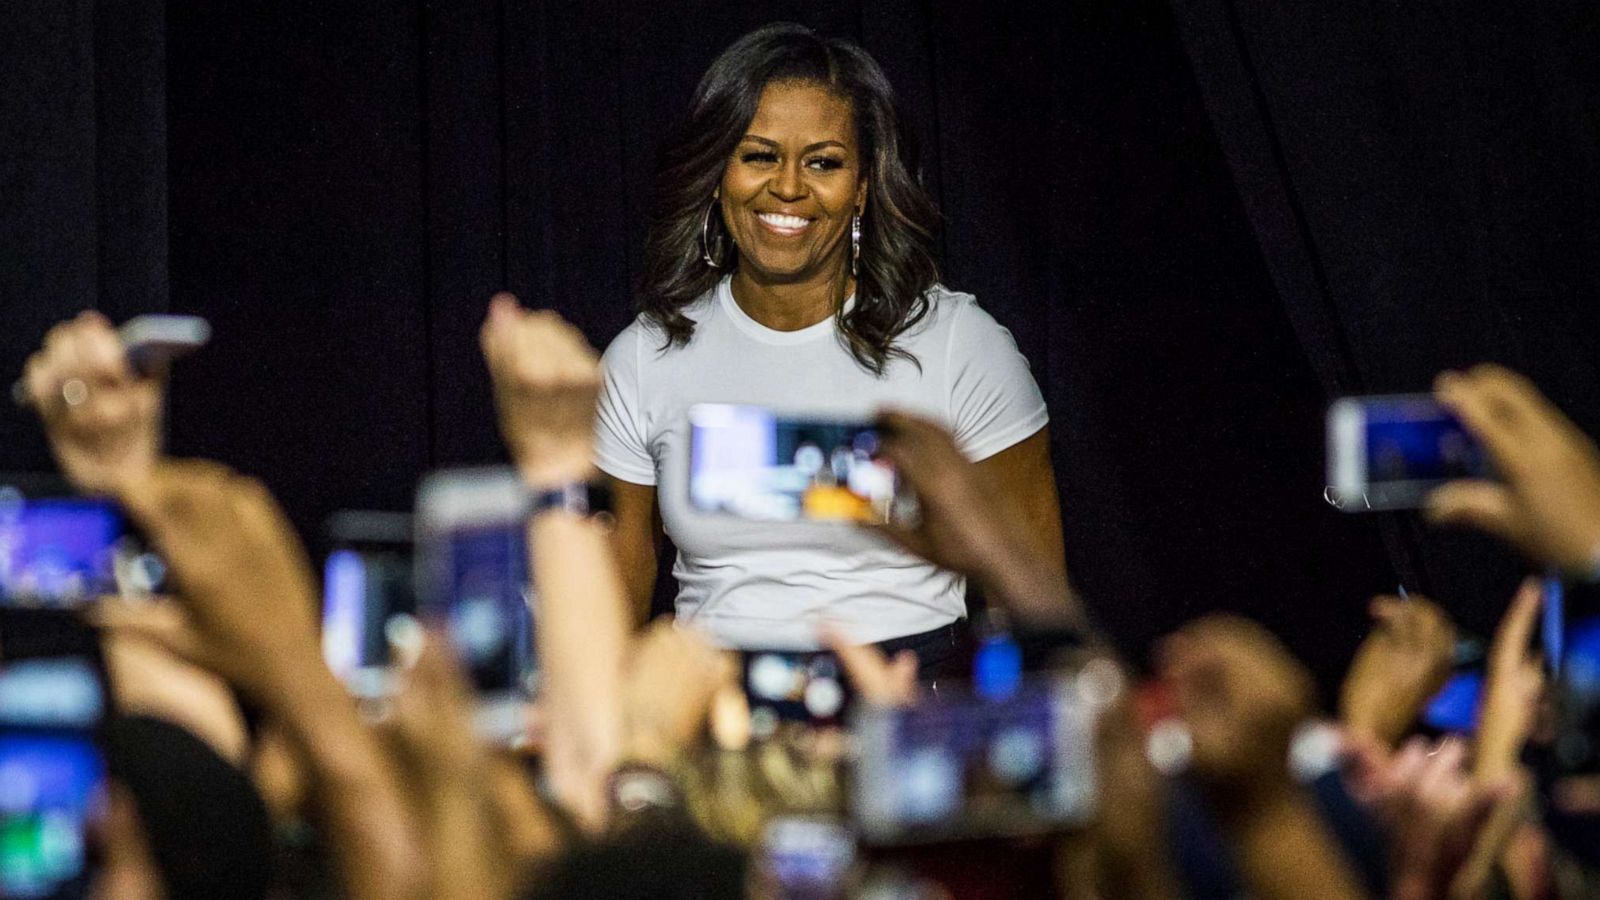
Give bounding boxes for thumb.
[1425,480,1517,538]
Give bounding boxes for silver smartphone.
[1327,393,1489,511]
[414,468,535,742]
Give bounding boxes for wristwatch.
[528,480,613,521]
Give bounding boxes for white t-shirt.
[593,276,1048,649]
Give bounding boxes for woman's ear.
[855,179,867,213]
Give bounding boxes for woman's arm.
[972,427,1067,581]
[608,475,663,627]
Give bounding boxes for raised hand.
[820,623,919,708]
[22,311,163,495]
[480,294,601,488]
[1429,364,1600,573]
[873,409,1082,630]
[1475,578,1544,785]
[1340,594,1457,749]
[1160,615,1316,809]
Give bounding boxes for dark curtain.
[1172,0,1600,635]
[0,0,168,471]
[7,0,1428,687]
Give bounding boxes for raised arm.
[114,462,426,900]
[481,294,629,831]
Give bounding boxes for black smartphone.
[687,404,917,524]
[321,511,415,699]
[1326,394,1490,511]
[743,651,852,738]
[0,647,109,899]
[850,673,1098,845]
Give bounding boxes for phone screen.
[851,677,1096,844]
[322,547,415,698]
[758,817,855,900]
[1422,669,1484,735]
[0,489,122,608]
[687,404,904,523]
[426,522,534,697]
[0,657,106,900]
[744,651,851,737]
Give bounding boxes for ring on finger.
[61,378,89,407]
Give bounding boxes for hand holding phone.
[1428,366,1600,574]
[14,313,199,496]
[688,404,915,525]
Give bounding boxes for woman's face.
[719,80,867,285]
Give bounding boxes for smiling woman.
[598,23,1066,676]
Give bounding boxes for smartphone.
[321,511,414,700]
[850,674,1098,845]
[744,651,852,738]
[757,816,856,900]
[0,481,123,608]
[687,404,916,524]
[1327,394,1489,511]
[414,468,535,741]
[0,654,108,900]
[116,315,210,377]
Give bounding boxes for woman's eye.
[741,151,778,164]
[807,157,846,171]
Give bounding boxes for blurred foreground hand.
[1430,364,1600,574]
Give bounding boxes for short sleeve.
[593,324,658,485]
[945,298,1050,460]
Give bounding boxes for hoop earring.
[700,201,724,269]
[850,213,861,277]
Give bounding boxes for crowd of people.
[10,18,1600,900]
[9,304,1600,900]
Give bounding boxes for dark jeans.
[874,619,971,684]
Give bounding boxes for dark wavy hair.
[638,23,941,375]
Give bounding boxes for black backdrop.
[7,0,1599,689]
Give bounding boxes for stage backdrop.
[16,0,1595,687]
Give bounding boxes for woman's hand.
[22,310,163,495]
[480,294,601,487]
[1429,364,1600,573]
[1339,594,1457,750]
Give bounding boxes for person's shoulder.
[898,283,982,344]
[605,289,721,363]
